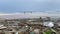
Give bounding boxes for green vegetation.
[43,28,57,34]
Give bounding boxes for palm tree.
[24,11,26,14]
[30,11,32,14]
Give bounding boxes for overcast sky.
[0,0,60,13]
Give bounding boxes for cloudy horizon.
[0,12,59,19]
[0,0,60,18]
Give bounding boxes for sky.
[0,0,60,13]
[0,0,60,18]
